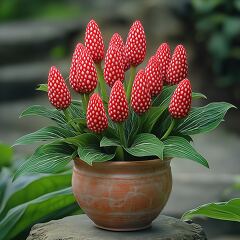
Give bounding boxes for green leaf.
[20,105,66,125]
[0,172,72,219]
[182,198,240,222]
[192,92,207,99]
[153,85,176,107]
[141,106,165,133]
[163,136,209,168]
[76,134,115,165]
[64,133,99,147]
[14,126,76,145]
[0,187,78,240]
[0,144,13,167]
[125,133,164,159]
[175,102,235,135]
[36,84,48,92]
[14,143,74,179]
[100,137,120,147]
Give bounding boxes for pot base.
[95,223,152,232]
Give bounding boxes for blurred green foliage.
[0,143,13,168]
[0,0,81,22]
[190,0,240,88]
[0,142,81,240]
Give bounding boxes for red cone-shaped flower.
[69,43,85,92]
[104,45,124,87]
[108,81,129,122]
[48,66,71,110]
[155,43,171,83]
[84,19,104,63]
[87,93,108,133]
[125,20,146,66]
[109,33,130,71]
[76,48,98,93]
[166,44,188,85]
[169,78,192,119]
[145,55,163,97]
[131,69,151,115]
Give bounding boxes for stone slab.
[26,214,207,240]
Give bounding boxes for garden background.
[0,0,239,239]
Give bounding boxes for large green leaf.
[125,133,164,159]
[14,126,76,145]
[14,143,74,179]
[0,171,72,219]
[175,102,235,135]
[0,144,13,167]
[148,86,206,133]
[182,198,240,222]
[100,137,120,147]
[20,105,66,125]
[0,187,78,240]
[163,136,209,168]
[77,134,115,165]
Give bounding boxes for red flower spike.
[87,93,108,133]
[108,81,129,122]
[155,43,171,83]
[104,45,124,87]
[76,48,98,94]
[69,43,85,92]
[169,78,192,119]
[48,66,71,110]
[166,44,188,85]
[84,19,104,63]
[145,55,163,97]
[125,20,146,66]
[109,33,130,71]
[131,69,151,115]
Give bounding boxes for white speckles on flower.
[87,93,108,133]
[108,81,129,122]
[104,45,125,87]
[48,66,71,110]
[125,20,146,67]
[145,56,163,97]
[169,78,192,118]
[155,43,171,83]
[85,20,104,63]
[166,45,188,85]
[131,69,151,115]
[75,48,98,94]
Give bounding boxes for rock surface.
[27,214,207,240]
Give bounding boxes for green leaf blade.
[163,136,209,168]
[14,126,76,145]
[175,102,235,135]
[125,133,164,159]
[182,198,240,222]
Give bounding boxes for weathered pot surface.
[72,158,172,231]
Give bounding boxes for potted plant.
[14,19,234,231]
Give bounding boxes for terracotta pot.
[72,158,172,231]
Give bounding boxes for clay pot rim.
[74,157,172,167]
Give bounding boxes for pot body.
[72,159,172,231]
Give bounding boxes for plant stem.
[95,63,108,103]
[84,94,90,109]
[63,108,78,131]
[115,146,125,161]
[81,94,87,113]
[118,122,127,147]
[126,65,136,103]
[161,118,176,140]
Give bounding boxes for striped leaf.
[20,105,66,125]
[14,143,74,179]
[125,133,164,159]
[163,136,209,168]
[14,126,77,145]
[182,198,240,222]
[175,102,235,135]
